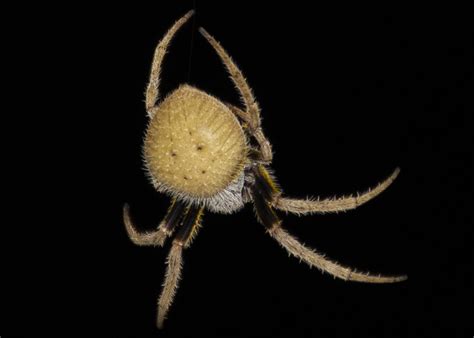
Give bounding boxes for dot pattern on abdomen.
[144,85,247,198]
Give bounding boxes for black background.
[3,1,473,337]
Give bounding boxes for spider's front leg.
[273,168,400,214]
[123,199,185,247]
[157,206,204,329]
[251,165,407,283]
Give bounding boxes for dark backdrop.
[3,1,472,337]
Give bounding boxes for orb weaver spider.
[124,10,407,329]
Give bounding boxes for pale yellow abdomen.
[144,85,247,199]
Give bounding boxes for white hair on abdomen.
[147,170,246,214]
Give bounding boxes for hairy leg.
[274,168,400,214]
[157,206,204,329]
[146,10,194,116]
[252,187,407,283]
[123,200,185,247]
[200,28,273,162]
[157,244,182,329]
[199,28,260,130]
[268,225,407,283]
[226,103,273,163]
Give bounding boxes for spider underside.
[124,10,407,329]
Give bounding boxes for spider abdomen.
[144,85,247,202]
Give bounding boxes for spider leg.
[123,199,186,247]
[146,10,194,117]
[199,28,273,163]
[225,102,251,123]
[199,28,260,129]
[251,174,407,283]
[157,206,204,329]
[274,168,400,215]
[226,103,273,163]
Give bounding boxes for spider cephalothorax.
[124,10,407,329]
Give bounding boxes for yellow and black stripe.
[252,164,281,202]
[174,206,204,247]
[252,189,281,231]
[161,199,186,235]
[251,165,282,230]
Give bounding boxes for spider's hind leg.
[146,10,194,116]
[200,28,273,163]
[227,103,273,164]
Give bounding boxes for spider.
[123,10,407,329]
